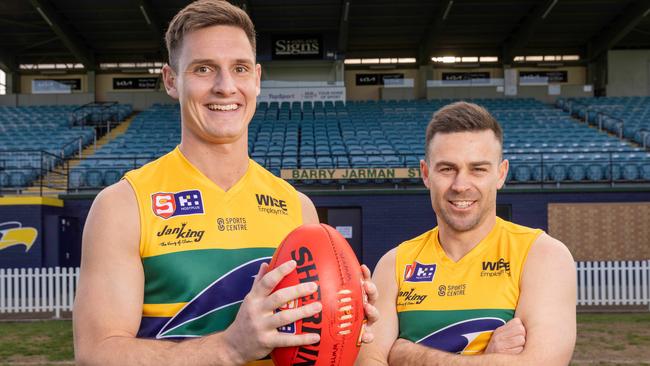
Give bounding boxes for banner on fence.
[280,167,422,180]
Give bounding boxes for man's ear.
[255,63,261,97]
[162,64,179,99]
[420,159,430,189]
[497,158,509,189]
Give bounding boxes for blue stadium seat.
[86,170,104,188]
[103,169,122,185]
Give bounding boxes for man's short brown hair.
[165,0,256,70]
[424,101,503,161]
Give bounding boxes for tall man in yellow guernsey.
[73,1,378,365]
[358,102,576,365]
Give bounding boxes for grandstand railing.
[561,99,631,142]
[0,261,647,318]
[60,135,87,158]
[2,149,649,194]
[595,112,625,139]
[71,102,121,135]
[0,151,65,194]
[59,150,650,192]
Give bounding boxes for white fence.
[576,260,649,307]
[0,267,79,318]
[0,262,648,317]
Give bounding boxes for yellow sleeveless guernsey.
[395,217,542,355]
[124,147,302,365]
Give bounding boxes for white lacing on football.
[337,289,355,336]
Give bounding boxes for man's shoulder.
[397,228,436,251]
[92,179,138,212]
[498,218,544,237]
[530,232,572,259]
[123,150,175,181]
[249,159,298,194]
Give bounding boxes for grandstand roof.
[1,0,650,72]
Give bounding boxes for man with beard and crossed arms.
[358,101,575,366]
[73,1,378,365]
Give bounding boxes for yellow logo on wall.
[0,221,38,252]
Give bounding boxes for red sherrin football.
[268,223,365,366]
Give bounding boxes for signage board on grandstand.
[281,167,421,181]
[272,35,322,60]
[355,73,405,86]
[113,77,159,90]
[519,70,568,85]
[259,87,345,103]
[32,79,81,94]
[441,72,491,84]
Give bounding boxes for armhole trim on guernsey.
[124,176,147,258]
[394,245,402,297]
[517,229,545,286]
[295,187,304,225]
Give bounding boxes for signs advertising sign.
[355,73,404,86]
[32,79,81,94]
[272,35,322,60]
[281,167,422,180]
[441,72,490,83]
[113,77,159,90]
[259,87,345,103]
[519,70,568,84]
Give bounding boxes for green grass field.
[0,313,649,365]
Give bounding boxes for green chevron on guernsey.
[142,247,275,305]
[398,308,514,344]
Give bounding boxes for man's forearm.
[388,340,540,366]
[76,332,244,366]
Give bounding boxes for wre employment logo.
[255,194,288,215]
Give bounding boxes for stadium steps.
[23,113,137,195]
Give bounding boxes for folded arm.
[387,233,576,366]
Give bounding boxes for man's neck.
[437,215,497,262]
[178,135,249,192]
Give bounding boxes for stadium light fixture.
[461,57,478,63]
[398,58,416,64]
[361,58,380,64]
[479,56,499,62]
[344,59,361,64]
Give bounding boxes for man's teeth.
[207,104,239,111]
[451,201,473,208]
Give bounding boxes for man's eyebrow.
[433,160,493,168]
[470,161,493,166]
[234,58,255,65]
[186,58,255,66]
[434,161,457,168]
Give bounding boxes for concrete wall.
[0,93,94,106]
[427,86,503,99]
[104,91,176,111]
[607,50,650,96]
[261,60,341,82]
